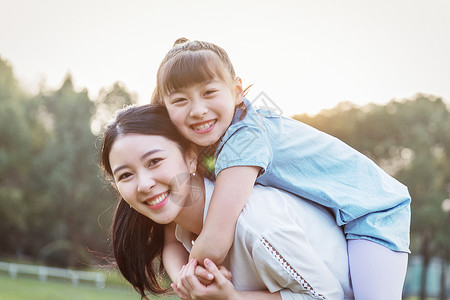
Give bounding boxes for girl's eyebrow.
[202,79,219,86]
[112,149,164,176]
[170,80,220,95]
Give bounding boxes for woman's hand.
[171,258,237,300]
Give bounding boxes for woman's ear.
[186,144,198,174]
[110,179,118,191]
[234,77,244,105]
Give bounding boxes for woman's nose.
[137,176,156,193]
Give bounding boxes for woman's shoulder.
[237,184,336,235]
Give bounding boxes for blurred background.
[0,0,449,299]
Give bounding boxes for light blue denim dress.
[215,99,411,252]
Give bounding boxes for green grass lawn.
[0,273,179,300]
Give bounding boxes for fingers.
[218,265,232,281]
[194,265,214,285]
[180,259,198,292]
[179,259,208,297]
[203,258,227,285]
[174,258,233,300]
[173,265,190,299]
[171,283,189,300]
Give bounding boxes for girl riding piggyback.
[151,38,411,299]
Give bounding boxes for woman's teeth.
[147,192,168,206]
[192,120,215,131]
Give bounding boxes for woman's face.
[108,133,196,225]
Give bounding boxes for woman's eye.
[118,172,132,181]
[148,158,163,167]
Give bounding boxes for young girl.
[151,38,410,299]
[102,104,353,299]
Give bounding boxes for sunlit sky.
[1,0,449,115]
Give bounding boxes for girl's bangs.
[160,51,227,96]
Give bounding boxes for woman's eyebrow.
[112,149,164,176]
[140,149,164,160]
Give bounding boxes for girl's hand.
[194,262,232,285]
[172,258,238,300]
[194,264,214,285]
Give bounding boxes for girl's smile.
[190,119,217,133]
[164,80,243,147]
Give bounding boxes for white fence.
[0,261,105,288]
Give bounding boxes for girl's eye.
[172,98,187,104]
[204,90,217,96]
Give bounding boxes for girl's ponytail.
[173,37,189,47]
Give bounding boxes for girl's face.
[108,133,197,225]
[164,79,243,147]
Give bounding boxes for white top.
[175,179,354,300]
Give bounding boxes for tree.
[294,94,450,299]
[0,56,140,267]
[0,57,34,256]
[24,75,111,266]
[91,81,137,135]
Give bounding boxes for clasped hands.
[171,258,236,300]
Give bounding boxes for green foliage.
[91,81,137,135]
[295,95,450,255]
[0,57,137,268]
[295,94,450,298]
[24,76,117,267]
[0,57,34,254]
[0,56,23,100]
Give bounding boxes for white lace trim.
[259,236,327,300]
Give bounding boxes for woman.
[101,104,353,299]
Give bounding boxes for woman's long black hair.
[100,105,191,298]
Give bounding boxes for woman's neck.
[174,176,206,235]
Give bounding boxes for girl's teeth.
[193,120,215,131]
[147,193,168,206]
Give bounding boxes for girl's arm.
[162,222,189,283]
[189,166,260,265]
[173,258,282,300]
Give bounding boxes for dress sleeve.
[215,125,272,176]
[252,227,345,300]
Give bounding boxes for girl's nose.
[137,176,156,193]
[189,100,208,118]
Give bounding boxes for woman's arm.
[173,258,281,300]
[162,223,189,283]
[163,222,217,297]
[189,166,260,265]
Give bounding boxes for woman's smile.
[109,134,197,224]
[145,191,169,210]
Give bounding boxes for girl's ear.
[234,77,244,105]
[186,144,198,174]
